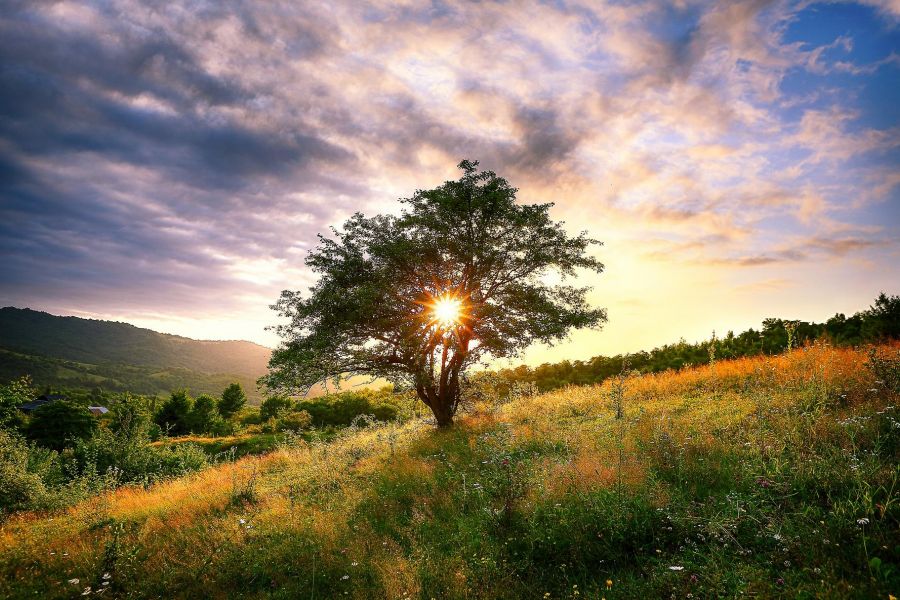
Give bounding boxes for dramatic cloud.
[1,0,898,359]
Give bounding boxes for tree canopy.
[265,160,606,426]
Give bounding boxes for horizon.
[2,1,899,368]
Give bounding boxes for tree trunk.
[415,385,455,428]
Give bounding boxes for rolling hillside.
[0,307,270,401]
[1,344,897,598]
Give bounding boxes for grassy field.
[1,343,898,598]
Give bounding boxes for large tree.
[264,160,606,427]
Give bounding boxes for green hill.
[1,344,897,598]
[0,307,270,401]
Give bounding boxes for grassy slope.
[1,344,898,599]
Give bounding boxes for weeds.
[1,344,898,599]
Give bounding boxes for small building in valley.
[88,406,109,416]
[18,394,68,414]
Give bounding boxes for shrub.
[260,395,293,421]
[277,410,312,432]
[0,429,59,515]
[296,390,399,427]
[867,347,900,393]
[0,376,32,430]
[26,401,97,451]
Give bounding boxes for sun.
[432,296,462,328]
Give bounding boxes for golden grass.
[0,342,894,598]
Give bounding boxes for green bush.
[26,400,97,451]
[277,410,312,432]
[260,395,293,421]
[296,390,399,427]
[0,429,59,515]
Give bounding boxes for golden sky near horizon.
[1,0,898,367]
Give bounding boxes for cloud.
[0,0,897,348]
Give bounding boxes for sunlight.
[432,295,462,328]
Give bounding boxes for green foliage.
[0,347,264,403]
[189,394,224,434]
[219,382,247,419]
[277,410,312,432]
[0,375,32,430]
[296,389,400,427]
[154,390,193,436]
[0,428,62,516]
[491,293,900,393]
[259,395,293,421]
[266,159,606,426]
[109,394,153,439]
[26,400,97,451]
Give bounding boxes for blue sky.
[0,0,897,363]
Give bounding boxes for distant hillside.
[0,307,271,401]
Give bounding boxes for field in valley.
[1,343,898,599]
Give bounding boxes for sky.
[1,0,898,367]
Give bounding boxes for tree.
[26,401,97,451]
[189,394,222,434]
[154,390,193,436]
[260,395,293,421]
[219,383,246,419]
[265,160,606,427]
[110,393,152,441]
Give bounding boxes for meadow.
[1,343,898,599]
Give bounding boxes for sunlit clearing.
[432,296,462,327]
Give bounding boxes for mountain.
[0,307,271,401]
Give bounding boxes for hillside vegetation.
[1,343,898,599]
[0,308,270,401]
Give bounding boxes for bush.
[0,429,59,515]
[26,401,97,451]
[296,390,399,427]
[0,376,32,430]
[277,410,312,432]
[260,395,293,421]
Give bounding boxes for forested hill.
[0,307,270,376]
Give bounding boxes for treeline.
[0,376,419,516]
[493,293,900,392]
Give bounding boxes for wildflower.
[68,579,80,585]
[351,561,358,567]
[239,519,246,525]
[102,573,111,580]
[669,566,684,571]
[857,518,870,526]
[341,575,350,580]
[606,579,613,589]
[889,595,897,600]
[690,574,698,583]
[82,587,92,595]
[776,578,784,585]
[544,594,550,598]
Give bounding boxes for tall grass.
[1,343,897,599]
